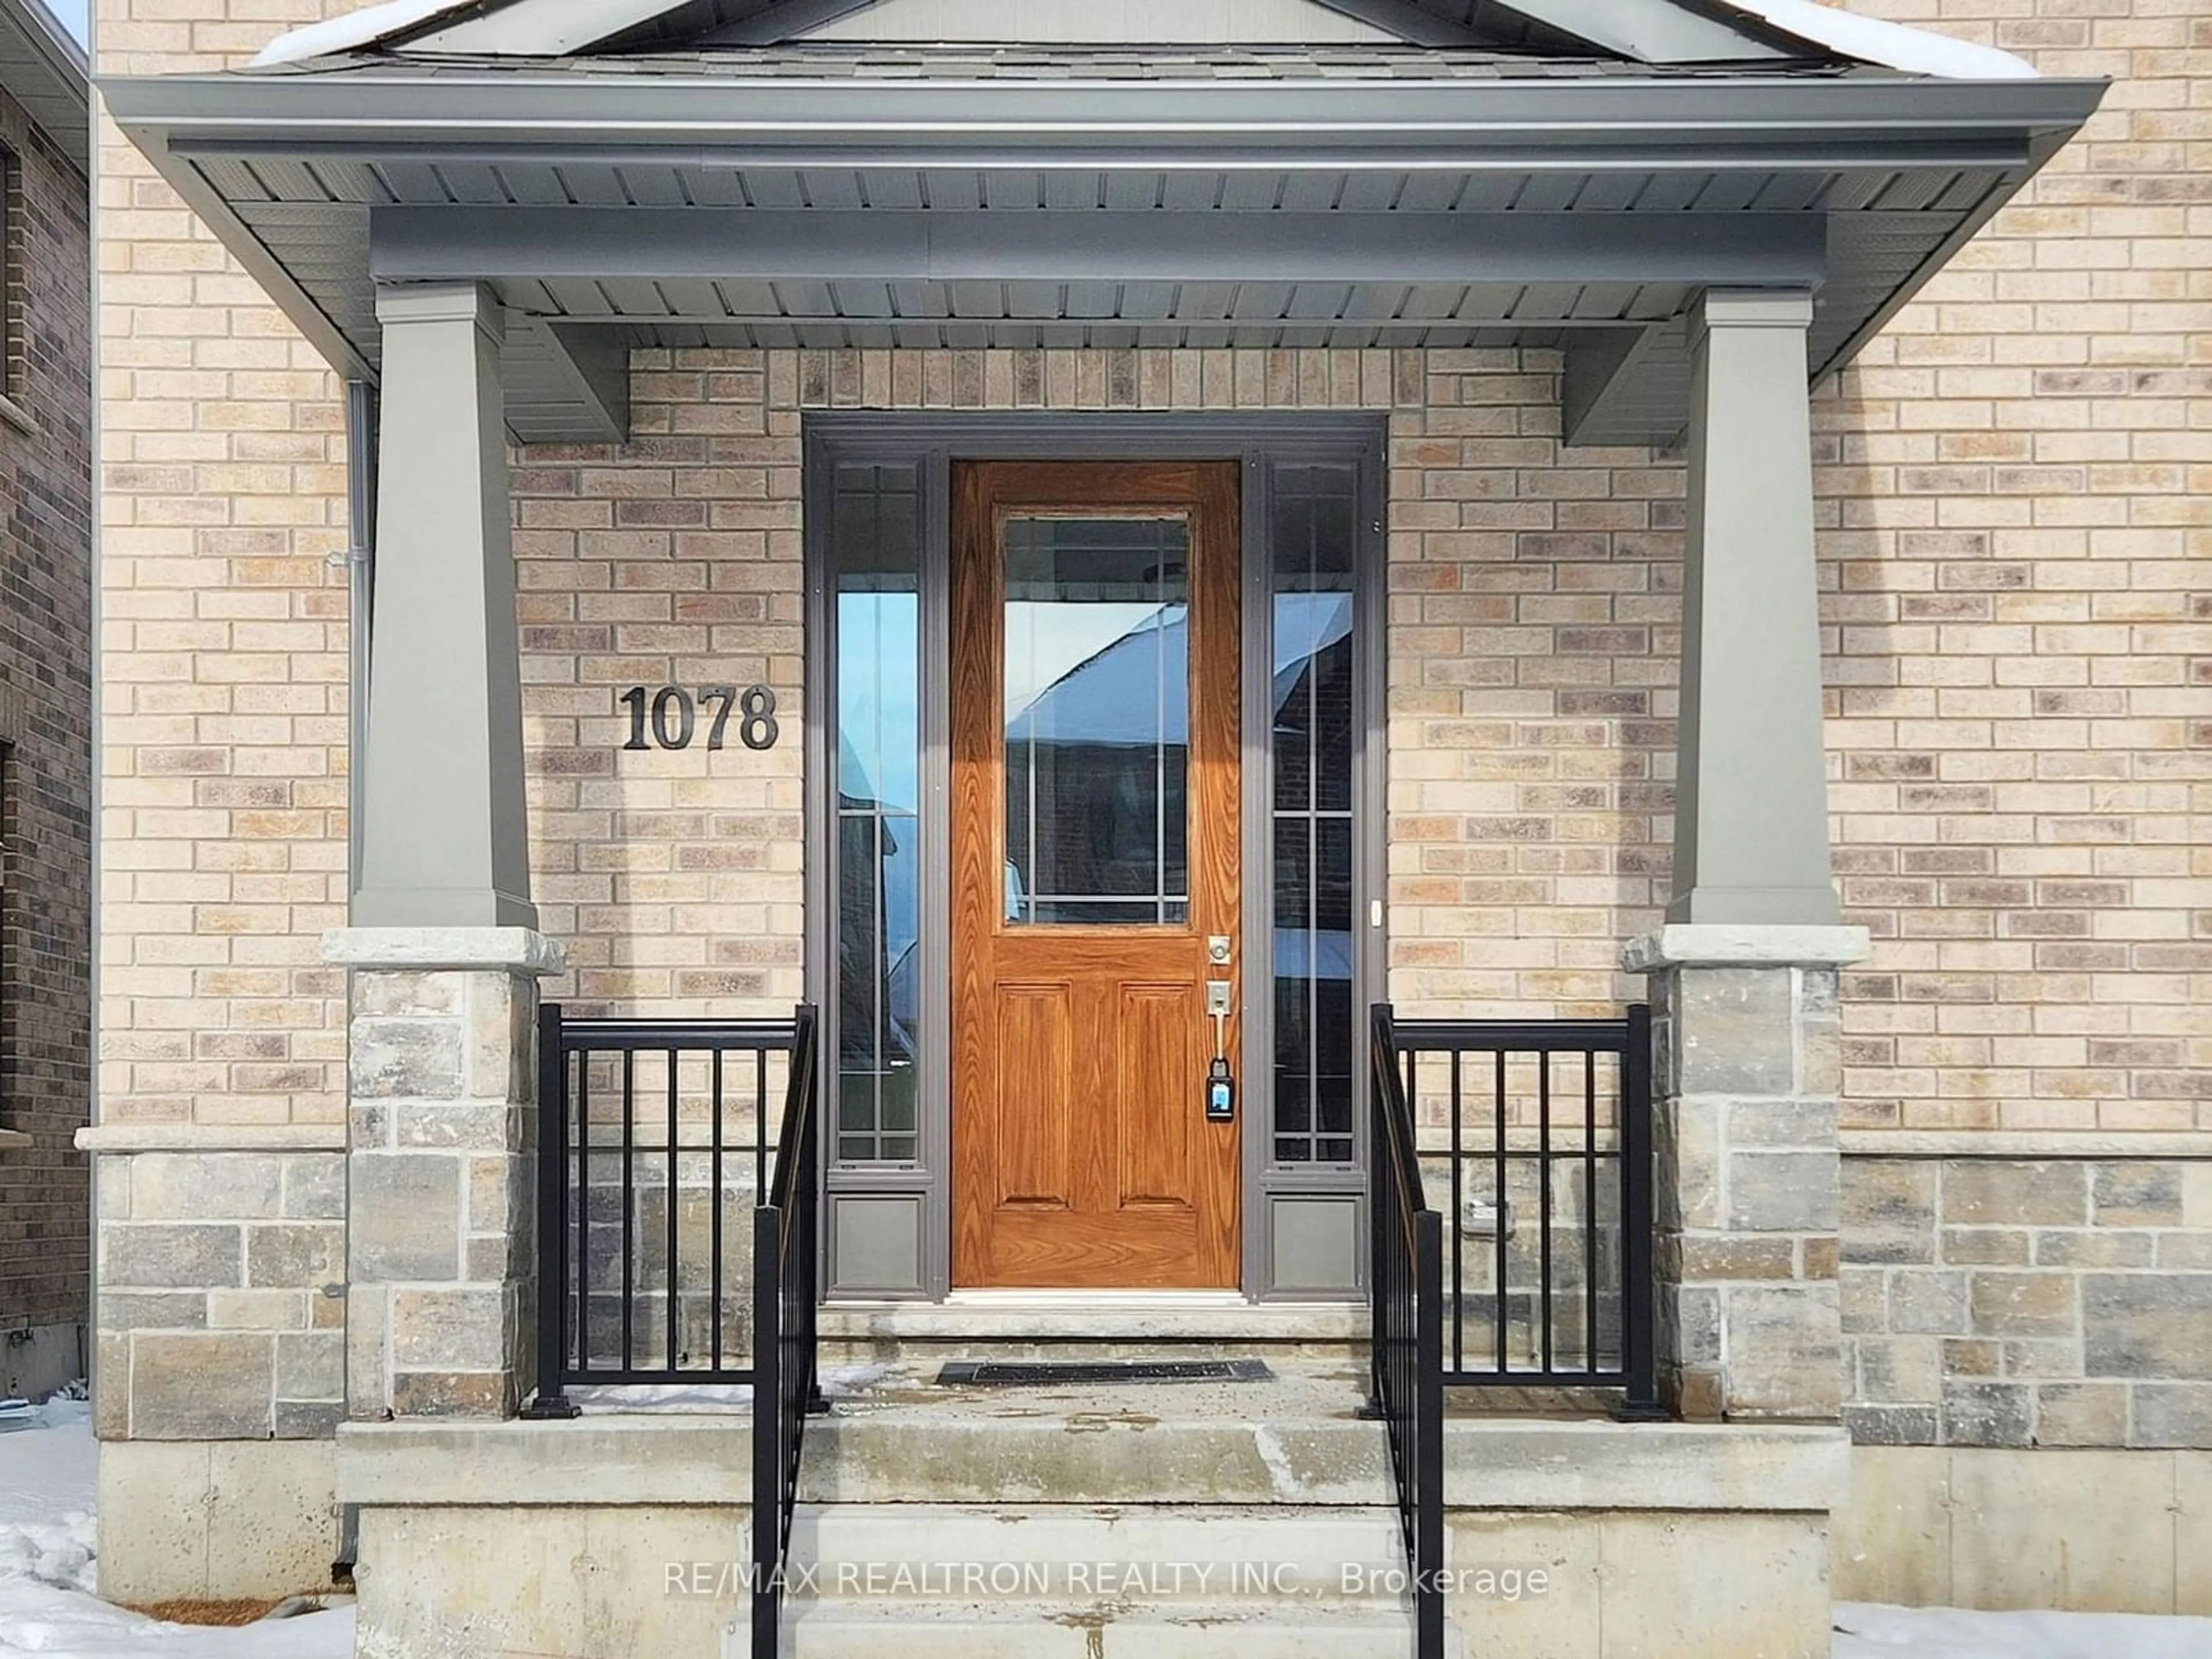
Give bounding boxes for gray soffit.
[0,0,88,170]
[101,62,2105,445]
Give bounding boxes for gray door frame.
[805,411,1387,1302]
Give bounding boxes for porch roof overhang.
[103,56,2104,445]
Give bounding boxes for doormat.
[935,1358,1273,1386]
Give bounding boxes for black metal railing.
[521,1003,823,1654]
[1365,1005,1445,1659]
[1391,1007,1660,1415]
[524,1006,814,1408]
[752,1003,824,1657]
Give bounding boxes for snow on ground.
[1835,1603,2212,1658]
[565,1363,892,1414]
[0,1400,353,1658]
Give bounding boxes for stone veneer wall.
[1649,961,1844,1421]
[0,73,92,1388]
[1842,1153,2212,1447]
[92,1150,344,1435]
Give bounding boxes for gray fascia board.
[370,207,1828,289]
[101,71,2109,167]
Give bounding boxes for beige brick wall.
[1824,1,2212,1134]
[95,0,355,1130]
[514,347,1415,1015]
[1384,353,1673,1017]
[92,1,2212,1138]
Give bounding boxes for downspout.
[344,379,377,900]
[336,379,374,1586]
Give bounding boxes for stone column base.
[324,927,565,1419]
[1626,925,1869,1422]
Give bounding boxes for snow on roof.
[251,0,471,67]
[1711,0,2036,81]
[252,0,2041,79]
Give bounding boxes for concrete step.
[789,1502,1411,1602]
[763,1597,1452,1658]
[801,1357,1393,1506]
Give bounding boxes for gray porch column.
[354,281,533,930]
[1628,290,1868,1419]
[1668,287,1836,929]
[329,284,560,1419]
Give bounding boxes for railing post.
[797,1005,828,1417]
[1415,1206,1446,1659]
[752,1200,783,1657]
[1615,1002,1666,1422]
[1359,1003,1393,1423]
[521,1001,579,1421]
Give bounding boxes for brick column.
[325,928,563,1418]
[1627,925,1869,1421]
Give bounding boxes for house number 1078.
[619,685,779,752]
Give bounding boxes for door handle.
[1206,979,1234,1121]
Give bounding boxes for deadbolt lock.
[1207,935,1233,965]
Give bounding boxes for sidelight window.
[832,464,922,1164]
[1270,465,1359,1165]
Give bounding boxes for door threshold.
[941,1289,1253,1308]
[819,1295,1365,1346]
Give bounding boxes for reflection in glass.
[1002,516,1191,927]
[1272,467,1357,1164]
[834,465,921,1163]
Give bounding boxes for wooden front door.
[950,461,1242,1289]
